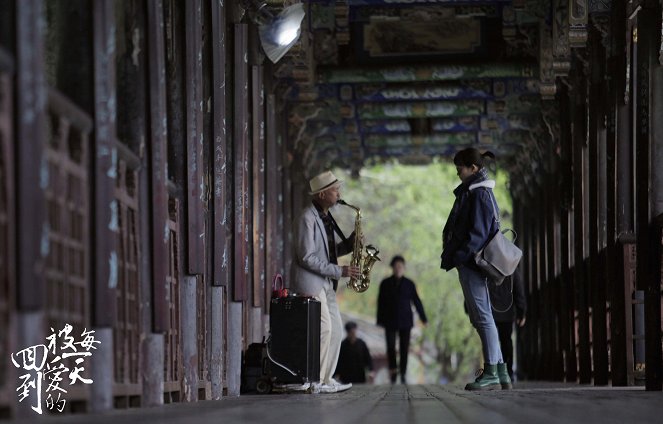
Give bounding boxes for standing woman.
[441,148,512,391]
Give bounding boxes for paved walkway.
[11,383,663,424]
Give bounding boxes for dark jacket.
[335,337,373,384]
[491,269,527,323]
[441,169,500,272]
[377,276,428,330]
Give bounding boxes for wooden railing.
[42,87,93,407]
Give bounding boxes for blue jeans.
[458,265,503,365]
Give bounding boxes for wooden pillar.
[233,23,250,302]
[557,85,577,382]
[606,0,628,386]
[146,0,170,333]
[535,200,543,379]
[180,0,205,402]
[14,0,46,416]
[548,166,564,380]
[251,64,265,309]
[265,93,278,311]
[512,199,523,377]
[225,2,250,393]
[613,0,638,386]
[524,206,536,378]
[15,0,46,311]
[185,0,205,276]
[537,190,547,378]
[90,0,118,411]
[210,0,229,401]
[572,71,592,384]
[540,193,549,378]
[588,28,609,385]
[633,2,663,391]
[282,119,294,282]
[250,62,266,342]
[141,0,170,405]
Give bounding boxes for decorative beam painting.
[347,0,509,5]
[285,78,539,102]
[318,63,538,83]
[357,99,485,119]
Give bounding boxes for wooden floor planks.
[8,383,663,424]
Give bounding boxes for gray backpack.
[473,191,523,285]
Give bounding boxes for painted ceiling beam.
[353,81,494,101]
[347,0,510,5]
[358,99,485,119]
[363,132,477,147]
[361,145,517,162]
[354,114,539,134]
[318,63,537,83]
[287,78,539,101]
[361,129,530,148]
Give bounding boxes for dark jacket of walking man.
[376,255,427,384]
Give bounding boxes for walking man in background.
[377,255,428,384]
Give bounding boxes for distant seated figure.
[335,322,374,384]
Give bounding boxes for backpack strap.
[483,188,500,227]
[469,185,500,227]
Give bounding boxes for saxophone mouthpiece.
[337,199,347,205]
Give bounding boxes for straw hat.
[308,170,342,195]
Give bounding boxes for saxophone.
[337,200,381,293]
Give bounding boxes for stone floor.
[10,383,663,424]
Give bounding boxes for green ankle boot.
[465,364,501,391]
[497,363,512,390]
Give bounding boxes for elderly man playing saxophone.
[291,170,360,394]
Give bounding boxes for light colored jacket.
[290,204,353,295]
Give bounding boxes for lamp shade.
[258,3,305,64]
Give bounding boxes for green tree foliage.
[332,160,512,383]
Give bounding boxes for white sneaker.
[310,382,322,394]
[334,381,352,392]
[320,378,351,393]
[319,383,338,393]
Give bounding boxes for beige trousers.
[315,282,343,385]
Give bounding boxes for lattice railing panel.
[43,90,92,383]
[113,157,141,387]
